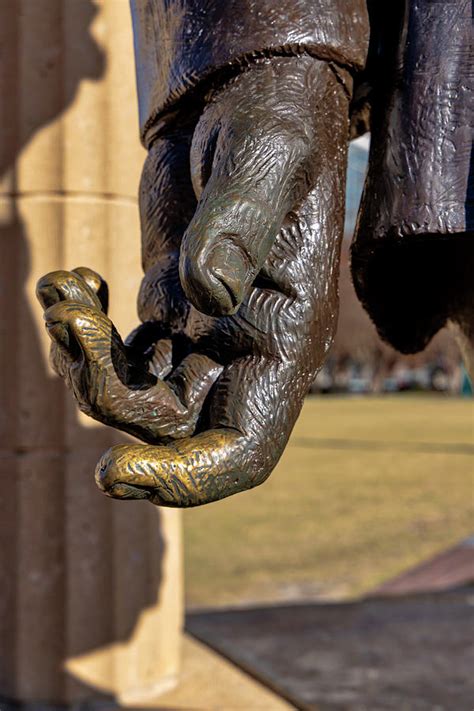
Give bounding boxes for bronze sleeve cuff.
[130,0,369,144]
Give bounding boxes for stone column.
[0,0,182,705]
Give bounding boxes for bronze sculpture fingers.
[36,275,222,442]
[36,267,105,312]
[95,430,243,506]
[36,268,107,378]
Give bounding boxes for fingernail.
[180,239,251,316]
[209,241,248,309]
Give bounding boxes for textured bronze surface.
[352,0,473,353]
[37,0,472,507]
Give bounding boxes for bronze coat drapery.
[351,0,473,352]
[130,0,369,142]
[130,0,473,353]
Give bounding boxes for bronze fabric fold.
[352,0,473,352]
[130,0,369,142]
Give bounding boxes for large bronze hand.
[91,56,352,506]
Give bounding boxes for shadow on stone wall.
[0,1,169,703]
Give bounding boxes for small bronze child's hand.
[36,267,222,443]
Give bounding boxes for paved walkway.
[372,536,474,596]
[187,588,474,710]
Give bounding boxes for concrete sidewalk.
[187,588,474,710]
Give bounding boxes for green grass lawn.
[184,395,474,608]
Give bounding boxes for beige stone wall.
[0,0,182,704]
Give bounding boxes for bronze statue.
[36,0,472,507]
